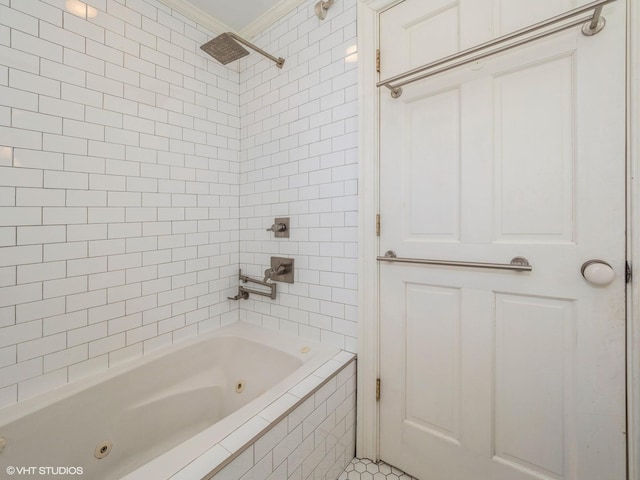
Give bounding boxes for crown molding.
[156,0,308,41]
[155,0,236,35]
[240,0,307,39]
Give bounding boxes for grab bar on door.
[377,0,616,98]
[376,251,532,272]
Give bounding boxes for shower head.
[200,32,285,69]
[200,33,250,65]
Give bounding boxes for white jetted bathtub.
[0,322,355,479]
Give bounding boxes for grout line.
[196,356,356,480]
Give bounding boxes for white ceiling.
[185,0,283,32]
[158,0,307,38]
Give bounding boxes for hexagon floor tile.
[338,458,419,480]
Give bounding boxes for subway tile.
[66,288,106,312]
[107,1,142,27]
[12,110,62,135]
[67,223,108,242]
[0,358,41,389]
[16,187,65,207]
[43,310,87,336]
[12,30,62,62]
[39,96,85,121]
[44,344,88,373]
[0,320,41,348]
[17,261,66,284]
[105,30,139,58]
[88,332,125,357]
[89,301,124,324]
[39,22,86,52]
[43,133,88,155]
[0,190,17,208]
[43,207,87,225]
[87,72,124,97]
[63,12,105,43]
[89,141,126,160]
[86,38,124,66]
[0,5,38,35]
[68,322,107,347]
[63,49,105,76]
[44,170,88,189]
[40,59,85,90]
[0,126,42,150]
[62,83,103,108]
[16,298,65,324]
[0,146,11,167]
[43,275,87,299]
[44,242,88,262]
[0,345,16,369]
[64,154,105,174]
[17,333,66,362]
[0,266,15,288]
[0,283,42,308]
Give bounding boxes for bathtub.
[0,322,356,479]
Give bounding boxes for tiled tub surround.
[0,0,242,407]
[180,352,355,480]
[0,322,355,479]
[238,0,359,354]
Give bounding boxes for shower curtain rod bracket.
[315,0,335,20]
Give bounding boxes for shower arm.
[226,32,285,69]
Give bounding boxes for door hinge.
[376,214,380,236]
[376,49,381,73]
[626,261,632,284]
[376,378,381,401]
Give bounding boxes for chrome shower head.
[200,33,250,65]
[200,32,285,69]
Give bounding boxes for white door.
[378,1,627,480]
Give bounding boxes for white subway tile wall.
[238,0,358,353]
[0,0,241,408]
[209,360,356,480]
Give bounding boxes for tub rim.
[0,321,335,426]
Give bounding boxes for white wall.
[238,0,358,353]
[0,0,241,408]
[0,0,359,410]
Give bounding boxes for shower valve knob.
[267,223,287,233]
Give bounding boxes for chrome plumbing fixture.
[266,217,289,238]
[264,264,287,282]
[314,0,335,20]
[227,269,277,300]
[377,0,615,98]
[265,257,295,283]
[377,250,532,272]
[200,32,285,69]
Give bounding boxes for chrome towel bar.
[376,251,532,272]
[377,0,616,98]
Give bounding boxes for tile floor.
[339,458,419,480]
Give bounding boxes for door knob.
[581,260,615,286]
